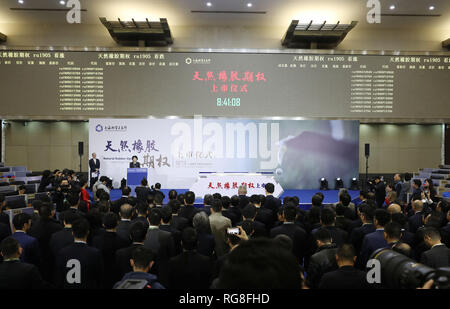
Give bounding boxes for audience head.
[103,212,119,230]
[230,195,240,208]
[184,191,195,205]
[121,186,131,197]
[387,203,402,214]
[130,247,154,272]
[181,227,198,251]
[221,196,231,209]
[394,173,402,182]
[384,222,402,242]
[391,212,408,229]
[136,201,149,216]
[148,208,162,226]
[211,199,223,213]
[249,194,261,206]
[140,178,148,187]
[265,183,275,194]
[154,192,164,206]
[119,204,133,220]
[61,210,79,226]
[168,199,181,214]
[358,203,376,223]
[311,194,323,207]
[242,204,257,221]
[38,203,54,219]
[336,244,356,267]
[339,192,351,207]
[12,213,32,232]
[412,200,424,212]
[273,234,293,252]
[1,237,21,260]
[315,227,332,247]
[283,204,297,222]
[238,185,247,196]
[422,227,441,247]
[412,179,422,189]
[374,209,391,228]
[168,189,177,201]
[203,194,213,206]
[154,183,161,190]
[320,207,336,226]
[160,206,172,224]
[72,218,90,240]
[129,221,147,243]
[192,212,210,233]
[359,190,368,201]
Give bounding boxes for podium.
[127,168,148,196]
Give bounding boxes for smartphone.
[227,227,240,235]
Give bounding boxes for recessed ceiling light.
[60,0,66,5]
[389,5,395,10]
[429,5,435,10]
[247,3,253,7]
[18,0,24,4]
[206,2,212,7]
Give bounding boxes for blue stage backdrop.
[89,118,359,190]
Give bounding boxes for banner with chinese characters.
[189,173,284,198]
[89,118,359,190]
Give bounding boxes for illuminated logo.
[66,0,81,24]
[366,0,381,24]
[95,124,103,132]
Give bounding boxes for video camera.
[370,248,450,289]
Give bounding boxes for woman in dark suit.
[129,155,141,168]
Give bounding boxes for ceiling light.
[60,0,66,5]
[206,2,212,7]
[429,5,435,10]
[389,5,395,10]
[18,0,24,4]
[247,3,253,7]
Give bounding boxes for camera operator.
[52,178,72,213]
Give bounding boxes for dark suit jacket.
[0,222,10,242]
[135,186,152,202]
[420,244,450,268]
[237,219,268,238]
[11,231,41,267]
[318,266,370,289]
[89,158,100,172]
[335,216,354,234]
[116,220,133,243]
[0,260,49,289]
[171,215,188,231]
[28,218,63,280]
[441,223,450,248]
[92,231,130,288]
[264,195,281,214]
[222,209,240,227]
[312,226,349,247]
[197,232,215,257]
[129,162,141,168]
[49,227,74,257]
[306,244,338,289]
[238,195,249,210]
[115,243,143,280]
[360,229,388,265]
[255,207,274,230]
[350,223,376,254]
[179,205,198,227]
[408,212,424,234]
[111,197,131,214]
[131,216,150,231]
[375,182,386,208]
[167,251,213,289]
[55,242,104,289]
[270,222,308,262]
[160,224,182,255]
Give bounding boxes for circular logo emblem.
[95,124,103,132]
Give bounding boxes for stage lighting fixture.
[335,178,344,190]
[320,178,329,190]
[0,32,6,43]
[350,178,359,190]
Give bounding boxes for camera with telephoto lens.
[370,248,450,289]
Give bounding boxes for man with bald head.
[237,185,249,210]
[387,203,402,215]
[393,174,403,202]
[117,204,133,243]
[408,200,424,234]
[89,152,100,189]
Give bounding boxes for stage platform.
[89,189,361,211]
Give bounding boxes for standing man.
[89,153,100,190]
